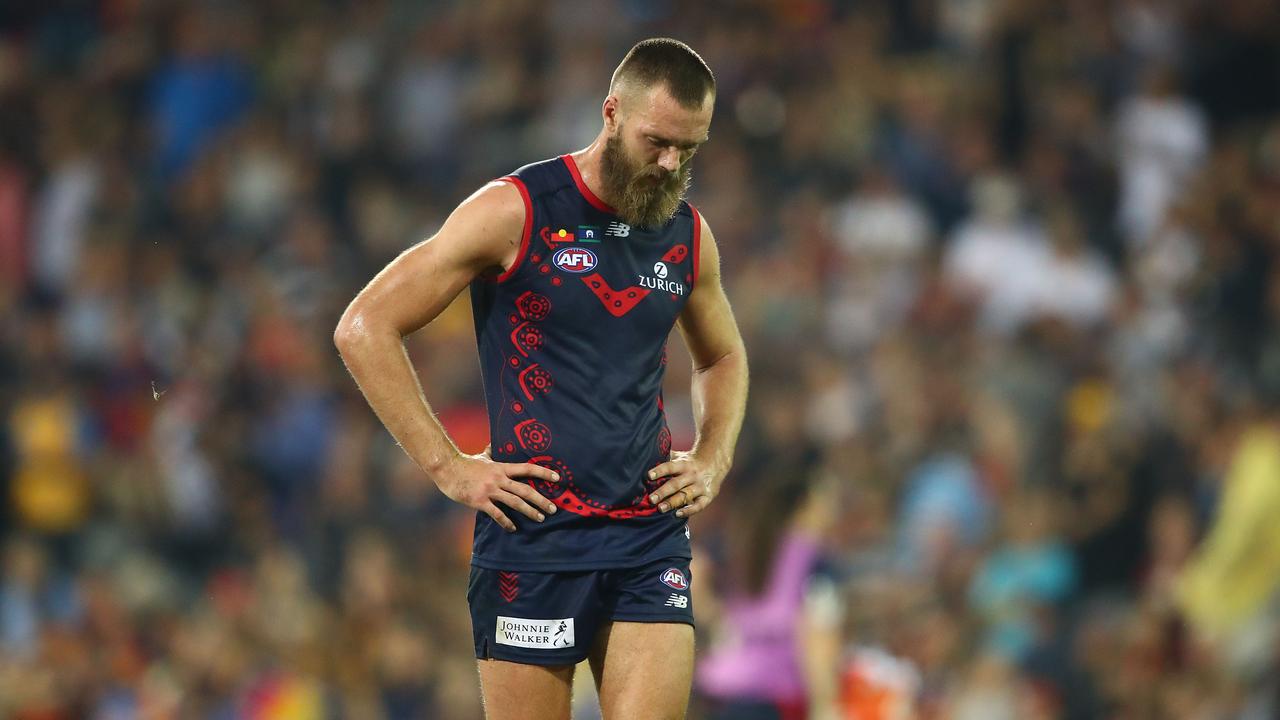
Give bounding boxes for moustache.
[633,167,679,189]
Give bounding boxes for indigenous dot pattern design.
[467,156,699,569]
[582,274,649,317]
[503,287,660,519]
[530,452,659,519]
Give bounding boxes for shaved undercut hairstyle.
[609,38,716,110]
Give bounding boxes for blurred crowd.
[2,0,1280,718]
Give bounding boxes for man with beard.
[335,39,748,719]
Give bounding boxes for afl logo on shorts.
[660,568,688,590]
[553,247,597,273]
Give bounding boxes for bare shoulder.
[336,179,530,338]
[439,179,529,273]
[693,208,722,281]
[676,207,744,368]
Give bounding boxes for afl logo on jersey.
[659,568,688,590]
[553,247,598,273]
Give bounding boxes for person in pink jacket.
[696,471,842,720]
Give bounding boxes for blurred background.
[2,0,1280,718]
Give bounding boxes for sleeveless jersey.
[468,154,700,571]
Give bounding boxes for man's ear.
[603,94,622,134]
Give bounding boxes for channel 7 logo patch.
[553,246,597,273]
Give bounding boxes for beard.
[600,133,692,229]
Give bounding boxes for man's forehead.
[623,84,712,141]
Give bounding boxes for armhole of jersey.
[496,176,533,283]
[689,203,702,284]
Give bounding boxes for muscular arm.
[648,213,748,518]
[334,180,559,531]
[679,216,748,476]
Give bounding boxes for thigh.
[588,621,695,720]
[478,659,574,720]
[468,565,608,719]
[588,557,696,719]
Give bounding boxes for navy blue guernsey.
[468,154,700,571]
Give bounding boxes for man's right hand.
[334,180,536,524]
[434,451,561,532]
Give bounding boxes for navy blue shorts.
[468,556,694,666]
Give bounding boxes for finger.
[650,477,697,511]
[497,490,546,523]
[504,479,558,515]
[506,463,561,483]
[675,494,712,519]
[482,443,492,459]
[647,461,686,483]
[666,487,696,512]
[483,502,517,532]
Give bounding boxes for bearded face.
[600,130,693,229]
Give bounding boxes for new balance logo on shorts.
[664,593,688,609]
[496,616,575,649]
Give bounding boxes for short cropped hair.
[609,38,715,110]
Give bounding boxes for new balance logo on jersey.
[664,593,688,609]
[639,261,684,295]
[606,222,631,237]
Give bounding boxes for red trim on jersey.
[496,176,533,283]
[561,154,615,213]
[689,203,703,284]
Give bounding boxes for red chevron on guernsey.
[498,572,519,603]
[582,274,650,317]
[662,244,689,264]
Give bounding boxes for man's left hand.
[646,451,725,519]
